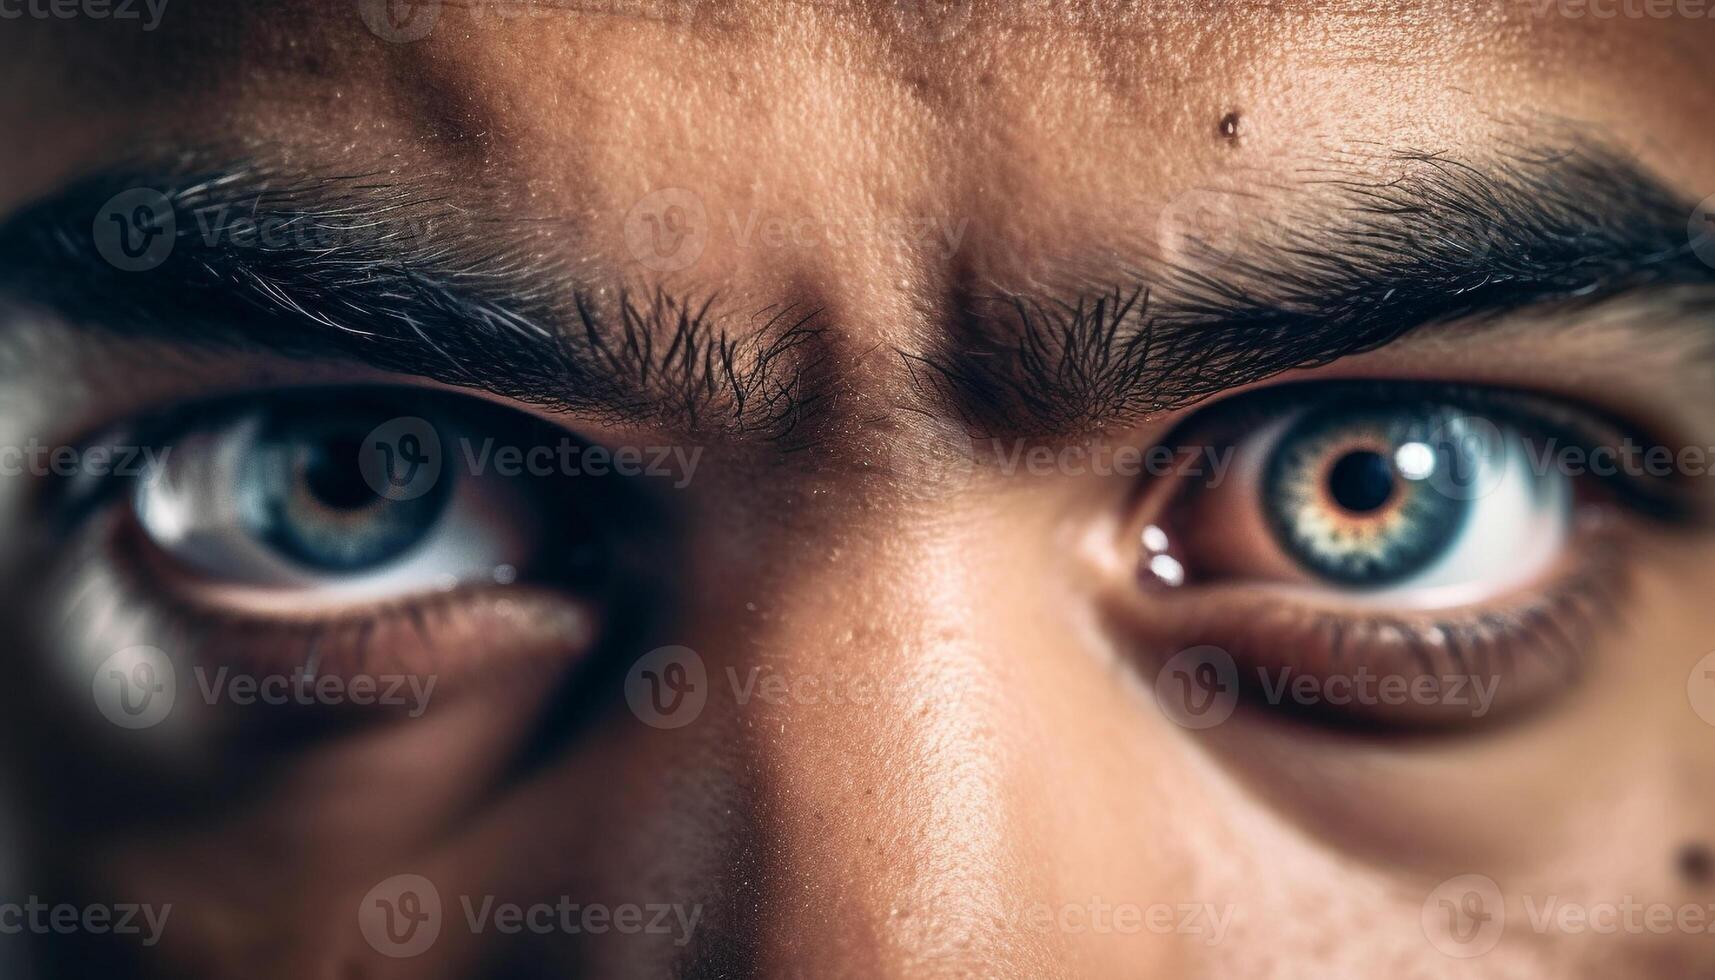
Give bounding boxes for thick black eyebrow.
[0,160,826,442]
[910,143,1715,434]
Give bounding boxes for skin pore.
[0,2,1713,978]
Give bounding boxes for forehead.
[8,3,1711,186]
[2,2,1713,355]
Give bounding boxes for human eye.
[34,384,652,734]
[1123,379,1702,731]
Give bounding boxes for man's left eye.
[1126,380,1697,728]
[1254,398,1568,603]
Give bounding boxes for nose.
[674,504,1068,978]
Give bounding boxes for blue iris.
[1262,404,1484,587]
[238,412,452,573]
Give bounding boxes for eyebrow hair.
[1,144,1711,444]
[0,159,827,442]
[909,143,1715,434]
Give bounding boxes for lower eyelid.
[1104,525,1632,732]
[53,509,603,696]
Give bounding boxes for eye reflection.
[241,410,455,572]
[126,390,559,604]
[1153,389,1583,606]
[1262,405,1508,589]
[1121,380,1699,729]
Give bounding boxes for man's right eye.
[134,397,532,597]
[48,386,630,691]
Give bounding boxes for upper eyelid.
[1160,378,1705,525]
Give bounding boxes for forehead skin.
[2,3,1712,360]
[3,3,1715,978]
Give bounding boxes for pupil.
[301,437,378,511]
[1327,450,1395,514]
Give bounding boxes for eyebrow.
[910,143,1715,433]
[1,144,1711,443]
[0,159,827,442]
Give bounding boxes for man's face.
[1,2,1714,977]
